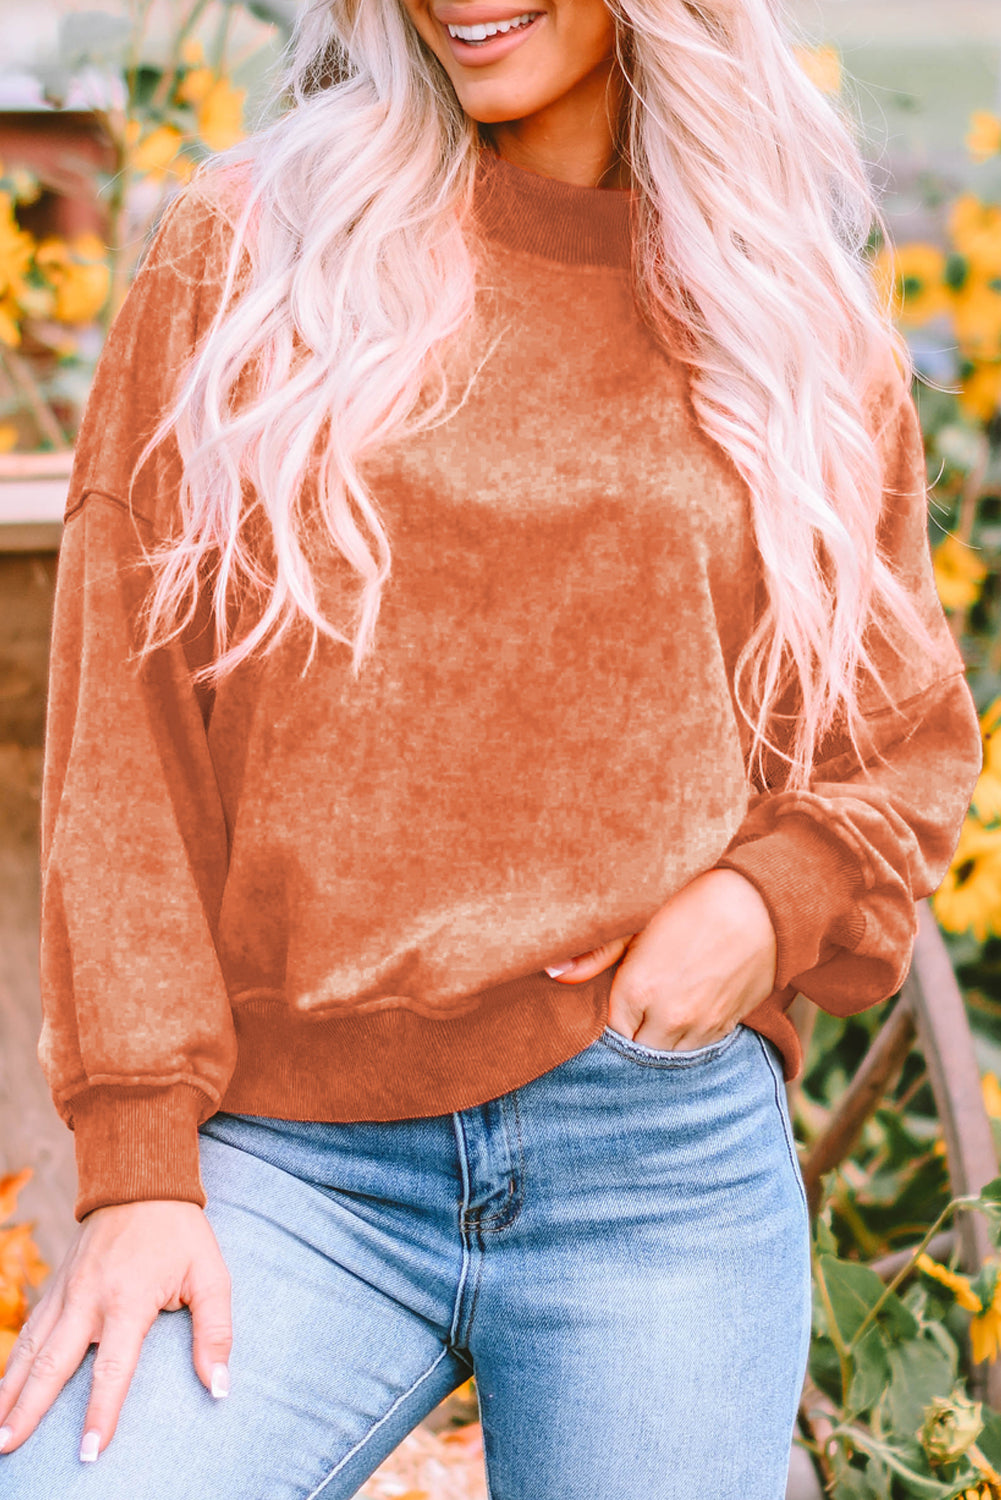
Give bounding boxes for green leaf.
[977,1175,1001,1207]
[881,1336,957,1438]
[819,1255,919,1346]
[809,1333,845,1405]
[815,1215,839,1257]
[972,1257,1000,1309]
[830,1451,883,1500]
[879,1290,920,1343]
[976,1406,1001,1469]
[820,1255,886,1343]
[858,1156,951,1238]
[848,1323,891,1416]
[871,1106,934,1169]
[919,1317,961,1380]
[242,0,297,29]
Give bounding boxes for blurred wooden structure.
[0,547,71,1277]
[0,108,114,241]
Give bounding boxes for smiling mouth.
[446,11,541,44]
[440,10,545,55]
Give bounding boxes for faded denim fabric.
[3,1021,811,1499]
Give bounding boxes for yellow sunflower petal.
[917,1252,985,1312]
[933,533,989,612]
[967,111,1001,163]
[933,817,1001,941]
[793,44,842,96]
[983,1072,1001,1121]
[971,1307,1001,1363]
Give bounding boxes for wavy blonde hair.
[132,0,943,793]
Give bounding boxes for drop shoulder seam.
[64,487,156,529]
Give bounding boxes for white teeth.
[447,11,539,41]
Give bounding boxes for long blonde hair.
[131,0,943,793]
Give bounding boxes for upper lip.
[434,6,543,24]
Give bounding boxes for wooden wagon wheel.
[787,897,1001,1415]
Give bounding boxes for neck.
[472,141,636,268]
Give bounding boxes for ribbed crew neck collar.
[471,145,636,269]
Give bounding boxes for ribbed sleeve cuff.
[714,815,867,992]
[69,1081,209,1223]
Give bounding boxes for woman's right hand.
[0,1200,232,1462]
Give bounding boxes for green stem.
[125,0,155,108]
[849,1196,968,1350]
[812,1238,854,1404]
[209,0,236,74]
[0,347,70,450]
[945,428,990,646]
[89,109,131,344]
[831,1189,885,1261]
[150,0,214,116]
[833,1424,970,1498]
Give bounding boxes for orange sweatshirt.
[39,147,983,1223]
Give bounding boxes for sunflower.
[951,274,1001,363]
[792,44,842,96]
[949,197,1001,278]
[123,119,194,183]
[983,1072,1001,1120]
[176,58,246,152]
[34,233,110,324]
[0,189,35,348]
[873,243,950,327]
[972,700,1001,824]
[932,816,1001,941]
[967,111,1001,164]
[933,533,989,612]
[958,361,1001,424]
[917,1254,1001,1364]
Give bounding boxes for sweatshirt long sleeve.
[39,187,242,1220]
[38,148,983,1222]
[715,382,982,1027]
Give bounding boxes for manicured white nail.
[0,1425,12,1453]
[211,1363,230,1398]
[545,962,573,977]
[80,1429,100,1462]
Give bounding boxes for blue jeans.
[3,1021,812,1498]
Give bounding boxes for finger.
[0,1300,97,1454]
[544,936,632,983]
[185,1264,233,1399]
[631,1023,737,1050]
[0,1292,64,1420]
[77,1314,152,1462]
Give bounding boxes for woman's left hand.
[544,868,778,1050]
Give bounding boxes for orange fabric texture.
[39,149,983,1223]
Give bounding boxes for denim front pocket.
[597,1020,747,1068]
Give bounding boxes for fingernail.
[80,1429,100,1463]
[545,962,574,978]
[211,1363,230,1398]
[0,1426,12,1453]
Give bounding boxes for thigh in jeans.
[0,1114,472,1500]
[465,1021,813,1500]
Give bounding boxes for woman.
[0,0,983,1492]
